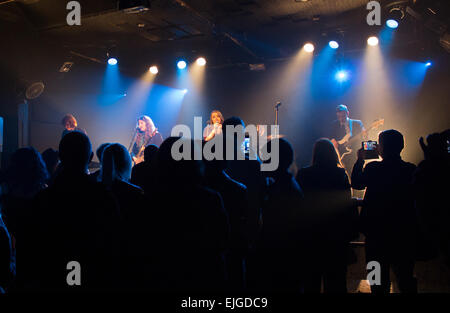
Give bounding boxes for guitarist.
[131,115,163,164]
[330,104,366,176]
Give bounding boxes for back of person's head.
[144,144,159,162]
[222,117,245,151]
[378,129,404,159]
[41,148,59,175]
[156,137,204,186]
[263,138,294,173]
[96,143,110,163]
[426,131,448,160]
[312,138,341,168]
[59,131,93,172]
[223,116,244,129]
[5,147,48,196]
[100,143,132,186]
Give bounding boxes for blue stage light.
[182,89,188,93]
[425,61,432,67]
[177,60,187,69]
[107,58,117,65]
[386,19,399,29]
[329,41,339,49]
[336,70,349,82]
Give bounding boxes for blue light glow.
[329,41,339,49]
[386,19,399,29]
[335,70,349,82]
[425,61,432,67]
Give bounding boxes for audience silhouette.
[248,138,304,292]
[89,142,111,182]
[0,147,48,242]
[352,129,418,293]
[0,213,13,292]
[130,144,159,192]
[147,137,229,292]
[0,117,448,294]
[98,143,148,289]
[413,130,450,266]
[296,138,357,293]
[222,117,266,250]
[17,132,120,291]
[204,153,249,291]
[41,148,59,185]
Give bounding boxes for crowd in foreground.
[0,116,449,293]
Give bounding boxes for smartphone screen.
[362,140,379,159]
[363,141,377,150]
[242,137,250,154]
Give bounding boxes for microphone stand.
[274,101,281,138]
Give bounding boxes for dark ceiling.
[1,0,449,75]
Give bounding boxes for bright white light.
[177,60,187,69]
[367,36,379,46]
[303,43,314,53]
[182,89,188,93]
[425,61,432,67]
[329,41,339,49]
[386,19,399,29]
[196,57,206,66]
[336,70,349,82]
[149,66,158,74]
[108,58,117,65]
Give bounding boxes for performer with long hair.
[203,110,224,141]
[131,115,163,164]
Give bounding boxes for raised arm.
[351,148,367,190]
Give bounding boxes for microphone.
[275,101,281,108]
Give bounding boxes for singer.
[131,115,163,164]
[203,110,224,141]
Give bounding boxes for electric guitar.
[132,128,158,165]
[332,119,384,162]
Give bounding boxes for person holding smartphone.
[204,110,224,141]
[351,129,418,294]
